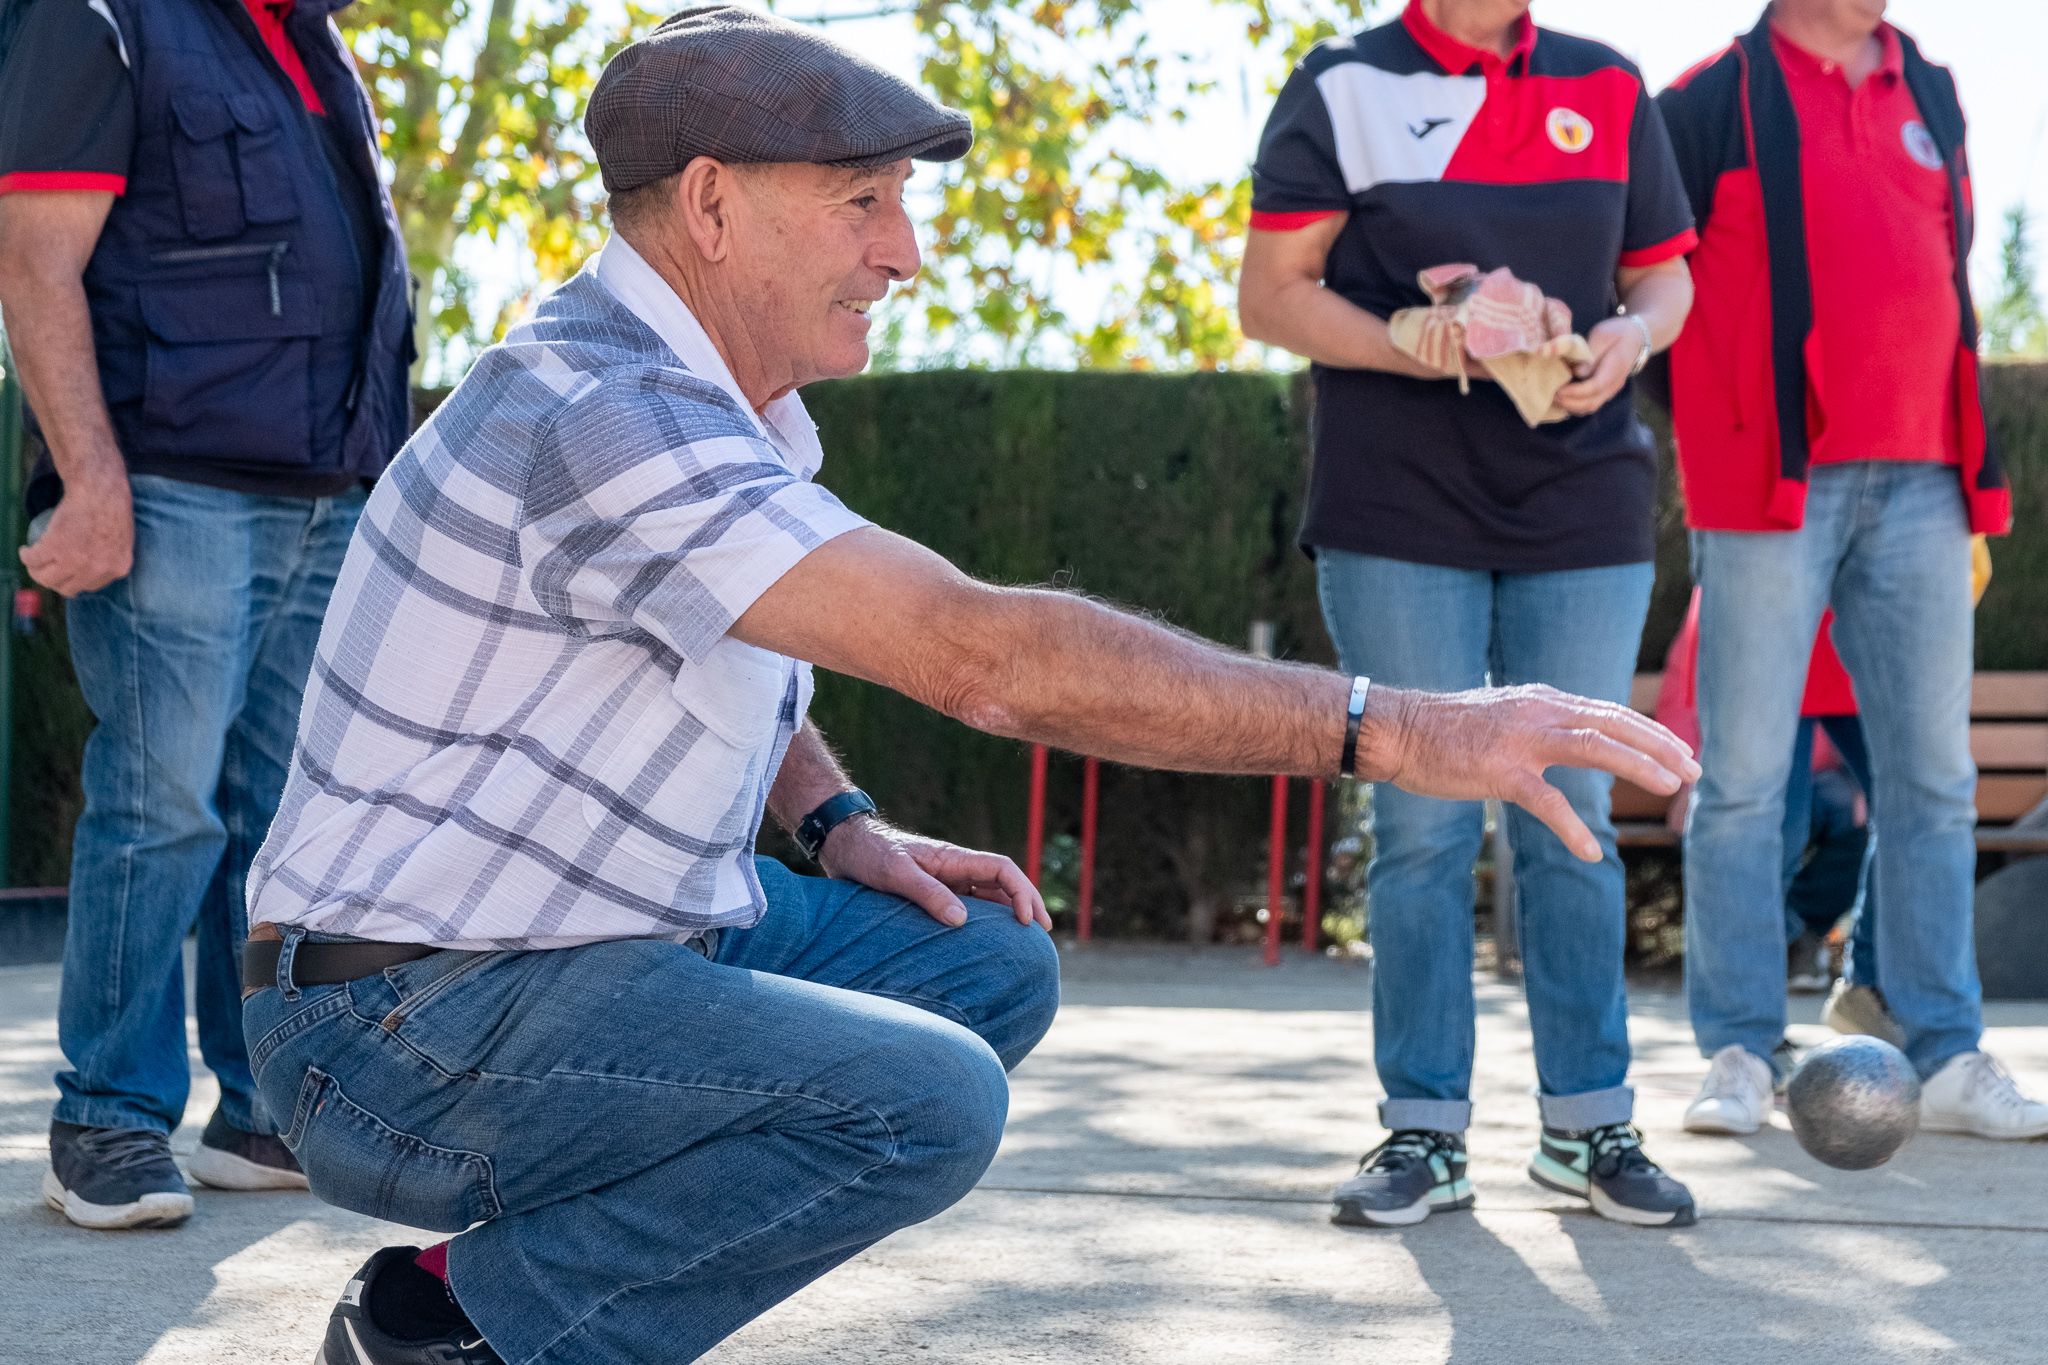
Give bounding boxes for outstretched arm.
[736,526,1699,864]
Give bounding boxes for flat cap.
[588,4,975,194]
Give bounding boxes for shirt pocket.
[582,643,789,875]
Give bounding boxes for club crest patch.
[1546,107,1594,154]
[1902,120,1943,171]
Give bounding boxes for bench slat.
[1974,723,2048,770]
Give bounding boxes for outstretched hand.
[1368,684,1701,862]
[821,816,1052,932]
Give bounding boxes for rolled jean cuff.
[1379,1097,1472,1134]
[1536,1084,1634,1133]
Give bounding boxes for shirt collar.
[1402,0,1536,76]
[1769,20,1904,85]
[593,234,825,480]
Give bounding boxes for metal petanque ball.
[1784,1036,1921,1170]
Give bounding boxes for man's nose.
[872,200,922,283]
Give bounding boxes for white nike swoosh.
[344,1318,372,1363]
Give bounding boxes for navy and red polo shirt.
[1251,0,1696,572]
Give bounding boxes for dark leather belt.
[242,935,445,993]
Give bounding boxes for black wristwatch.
[795,788,878,862]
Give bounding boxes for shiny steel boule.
[1784,1036,1921,1170]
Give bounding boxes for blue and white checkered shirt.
[248,237,870,949]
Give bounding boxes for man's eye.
[852,195,879,210]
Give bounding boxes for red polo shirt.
[1774,23,1960,466]
[243,0,327,114]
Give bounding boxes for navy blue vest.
[29,0,411,507]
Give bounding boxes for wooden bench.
[1610,670,2048,854]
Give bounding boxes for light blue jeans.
[243,858,1061,1364]
[1686,462,1980,1077]
[1317,550,1654,1134]
[53,474,365,1135]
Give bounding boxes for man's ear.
[677,157,738,264]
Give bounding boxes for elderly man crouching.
[241,9,1698,1363]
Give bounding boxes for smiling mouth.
[834,299,875,317]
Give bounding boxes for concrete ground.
[5,945,2046,1365]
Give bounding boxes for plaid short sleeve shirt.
[248,238,870,948]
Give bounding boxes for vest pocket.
[138,274,320,464]
[169,92,246,241]
[227,94,302,226]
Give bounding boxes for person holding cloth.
[1239,0,1698,1228]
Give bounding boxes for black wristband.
[795,788,877,862]
[1339,676,1370,779]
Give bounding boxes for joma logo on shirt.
[1546,107,1594,153]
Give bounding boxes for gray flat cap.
[588,5,974,193]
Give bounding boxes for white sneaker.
[1683,1045,1775,1136]
[1919,1052,2048,1140]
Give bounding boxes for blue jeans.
[1317,550,1654,1134]
[54,474,365,1135]
[1783,716,1877,988]
[243,858,1060,1365]
[1686,463,1980,1077]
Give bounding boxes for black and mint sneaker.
[1331,1130,1472,1228]
[315,1247,503,1365]
[1529,1123,1696,1228]
[44,1120,194,1230]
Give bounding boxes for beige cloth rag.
[1387,264,1594,426]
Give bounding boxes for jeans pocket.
[283,1068,500,1233]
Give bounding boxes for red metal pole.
[1302,780,1326,952]
[1265,774,1288,966]
[1025,743,1048,886]
[1078,756,1099,941]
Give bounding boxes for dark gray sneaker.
[1331,1130,1472,1228]
[1529,1123,1697,1228]
[316,1247,503,1365]
[187,1106,310,1191]
[44,1121,194,1230]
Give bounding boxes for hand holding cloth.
[1388,264,1594,426]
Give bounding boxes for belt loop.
[276,926,308,1001]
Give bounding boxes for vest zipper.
[149,240,293,317]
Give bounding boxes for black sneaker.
[44,1120,194,1230]
[317,1247,503,1365]
[1529,1123,1697,1228]
[1331,1130,1473,1228]
[187,1106,310,1191]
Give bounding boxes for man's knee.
[886,1026,1011,1214]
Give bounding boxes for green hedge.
[12,363,2048,937]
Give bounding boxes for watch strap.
[796,789,877,861]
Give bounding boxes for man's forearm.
[941,587,1395,781]
[766,721,858,833]
[0,266,125,487]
